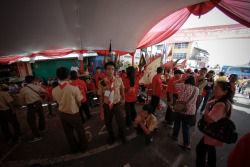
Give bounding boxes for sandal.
[168,133,178,141]
[178,144,191,151]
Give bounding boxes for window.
[174,42,189,49]
[229,67,240,72]
[173,53,187,59]
[241,68,250,73]
[157,45,163,50]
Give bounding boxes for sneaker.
[29,136,43,142]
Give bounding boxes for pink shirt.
[175,84,199,115]
[204,100,230,146]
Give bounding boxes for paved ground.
[0,91,249,167]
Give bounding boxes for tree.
[214,64,220,70]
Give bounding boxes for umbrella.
[162,60,180,68]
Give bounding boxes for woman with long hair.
[123,66,140,126]
[196,81,234,167]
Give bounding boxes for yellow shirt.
[196,77,208,95]
[0,91,13,110]
[52,82,83,114]
[19,84,48,104]
[145,114,158,132]
[97,76,124,104]
[215,76,227,82]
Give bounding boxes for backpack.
[198,101,238,144]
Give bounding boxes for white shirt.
[71,66,79,73]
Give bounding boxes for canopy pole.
[132,52,134,67]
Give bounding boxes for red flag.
[181,59,187,69]
[167,47,173,60]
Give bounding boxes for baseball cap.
[187,68,192,72]
[174,69,184,75]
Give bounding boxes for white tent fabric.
[0,0,206,57]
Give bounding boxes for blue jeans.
[200,89,213,114]
[173,112,193,146]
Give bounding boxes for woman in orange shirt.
[123,66,140,127]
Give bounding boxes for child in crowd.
[133,104,158,143]
[92,67,105,89]
[45,82,59,117]
[85,77,96,106]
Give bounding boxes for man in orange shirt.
[164,70,183,127]
[151,67,163,115]
[92,67,105,89]
[119,70,127,80]
[85,77,96,106]
[70,71,91,122]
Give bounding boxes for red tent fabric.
[162,60,180,68]
[137,0,250,49]
[0,56,24,64]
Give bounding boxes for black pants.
[135,125,158,141]
[60,112,88,152]
[79,101,91,122]
[103,103,125,138]
[150,95,160,115]
[125,102,137,126]
[165,93,178,125]
[0,110,20,141]
[196,137,216,167]
[27,101,45,137]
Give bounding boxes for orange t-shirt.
[152,74,162,97]
[167,77,180,94]
[70,79,87,103]
[123,78,139,102]
[92,73,105,88]
[86,82,95,91]
[45,86,53,99]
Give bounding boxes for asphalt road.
[0,92,249,167]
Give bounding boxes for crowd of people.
[0,61,249,167]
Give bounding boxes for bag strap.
[187,87,196,103]
[26,86,40,95]
[224,101,232,118]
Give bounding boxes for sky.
[180,8,250,68]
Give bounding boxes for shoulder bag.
[197,102,238,144]
[173,87,196,112]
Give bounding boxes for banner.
[139,56,162,85]
[165,24,250,43]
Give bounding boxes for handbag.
[198,101,238,144]
[173,87,196,112]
